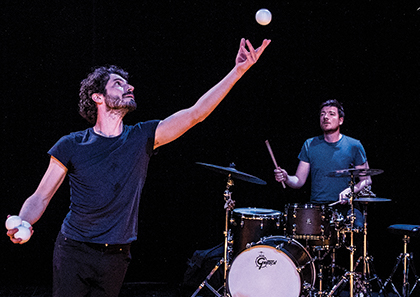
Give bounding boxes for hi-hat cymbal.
[327,168,384,178]
[196,162,267,185]
[354,197,391,203]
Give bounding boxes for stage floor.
[0,283,179,297]
[0,282,400,297]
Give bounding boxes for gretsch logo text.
[255,252,277,270]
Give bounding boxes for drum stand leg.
[330,246,348,287]
[191,258,224,297]
[313,247,337,296]
[354,254,387,296]
[326,234,354,297]
[326,243,356,297]
[190,176,234,297]
[222,177,234,297]
[317,250,325,296]
[328,174,358,297]
[379,234,420,297]
[353,203,387,296]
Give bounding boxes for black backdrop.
[1,0,419,288]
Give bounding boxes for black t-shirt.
[48,120,160,244]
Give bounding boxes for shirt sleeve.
[298,138,311,163]
[353,140,368,166]
[48,134,75,169]
[136,120,160,156]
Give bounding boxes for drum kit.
[191,162,391,297]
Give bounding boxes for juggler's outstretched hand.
[235,38,271,75]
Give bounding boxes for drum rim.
[261,235,316,286]
[285,203,326,209]
[233,207,283,216]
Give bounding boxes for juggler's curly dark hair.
[78,65,129,124]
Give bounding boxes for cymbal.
[196,162,267,185]
[327,168,384,178]
[354,197,391,203]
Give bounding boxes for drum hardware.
[326,168,384,178]
[352,198,388,296]
[195,162,267,185]
[284,203,348,296]
[285,203,334,241]
[191,174,233,297]
[243,234,281,250]
[231,207,284,258]
[326,168,384,297]
[380,224,420,297]
[222,176,233,296]
[326,170,359,297]
[227,236,316,297]
[329,248,344,291]
[192,162,267,297]
[354,197,391,203]
[285,203,340,254]
[190,258,224,297]
[313,248,336,296]
[306,245,351,296]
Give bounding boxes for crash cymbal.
[196,162,267,185]
[354,197,391,203]
[327,168,384,178]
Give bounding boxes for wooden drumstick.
[265,140,286,188]
[328,200,341,206]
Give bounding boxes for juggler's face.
[104,73,137,112]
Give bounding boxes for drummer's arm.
[339,162,372,202]
[286,161,310,189]
[353,162,372,193]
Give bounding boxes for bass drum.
[227,236,315,297]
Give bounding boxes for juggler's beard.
[104,93,137,116]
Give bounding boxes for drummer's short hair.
[320,99,345,118]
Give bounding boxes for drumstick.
[329,195,350,206]
[265,140,286,188]
[328,200,341,206]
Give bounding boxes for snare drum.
[285,203,334,244]
[227,235,315,297]
[230,208,283,257]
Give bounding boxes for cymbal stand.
[222,175,234,297]
[327,172,357,297]
[190,175,234,297]
[353,202,387,296]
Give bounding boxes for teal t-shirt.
[298,134,367,204]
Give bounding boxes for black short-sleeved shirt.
[48,120,160,244]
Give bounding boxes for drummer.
[273,99,372,230]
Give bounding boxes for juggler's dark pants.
[53,231,131,297]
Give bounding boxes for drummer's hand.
[274,168,288,183]
[339,188,351,204]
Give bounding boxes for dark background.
[1,0,419,290]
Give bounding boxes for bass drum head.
[227,236,314,297]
